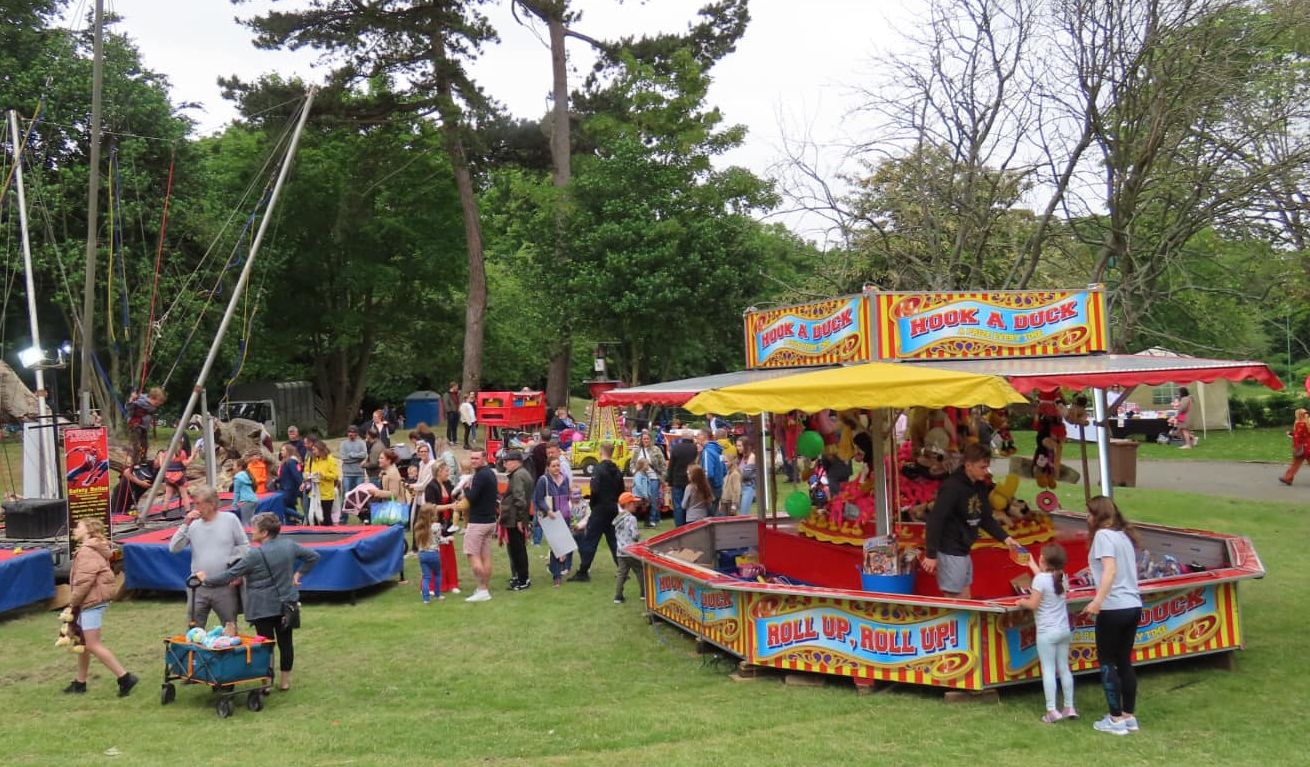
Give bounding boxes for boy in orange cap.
[614,492,645,604]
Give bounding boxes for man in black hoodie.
[571,443,624,581]
[923,443,1019,598]
[666,435,698,527]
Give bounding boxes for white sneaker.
[450,587,462,595]
[465,589,491,603]
[1093,715,1129,736]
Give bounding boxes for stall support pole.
[1094,388,1112,498]
[871,409,891,537]
[759,412,773,520]
[201,390,217,487]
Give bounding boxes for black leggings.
[1095,607,1142,716]
[252,617,295,673]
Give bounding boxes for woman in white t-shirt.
[1019,542,1076,723]
[1084,496,1144,736]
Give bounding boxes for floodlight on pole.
[18,346,45,369]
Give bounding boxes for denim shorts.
[78,604,108,631]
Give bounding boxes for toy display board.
[744,295,872,369]
[983,581,1242,687]
[746,593,984,689]
[647,567,747,656]
[872,289,1109,360]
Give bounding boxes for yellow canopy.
[683,361,1027,415]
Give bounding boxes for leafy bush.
[1229,391,1310,427]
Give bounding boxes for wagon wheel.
[160,683,176,705]
[246,689,264,712]
[580,458,597,476]
[216,697,234,718]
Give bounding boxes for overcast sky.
[91,0,924,241]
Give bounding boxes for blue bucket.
[860,572,916,595]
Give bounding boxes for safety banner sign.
[64,426,111,532]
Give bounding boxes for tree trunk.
[431,36,486,395]
[544,9,573,407]
[451,146,486,395]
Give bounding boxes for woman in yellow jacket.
[305,440,341,525]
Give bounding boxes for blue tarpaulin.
[0,548,56,614]
[121,525,405,593]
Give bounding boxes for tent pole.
[1094,388,1112,498]
[202,389,217,487]
[135,89,316,520]
[1079,422,1091,504]
[759,412,772,520]
[872,409,890,537]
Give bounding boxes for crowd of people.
[86,397,1150,734]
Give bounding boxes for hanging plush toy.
[1033,430,1059,489]
[987,407,1016,456]
[1034,389,1068,476]
[55,608,86,654]
[1066,394,1090,427]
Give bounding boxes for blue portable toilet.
[404,390,442,429]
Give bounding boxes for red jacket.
[1293,421,1310,453]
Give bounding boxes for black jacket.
[925,468,1009,558]
[667,440,698,488]
[590,459,624,512]
[464,466,499,525]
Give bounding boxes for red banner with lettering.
[63,426,111,534]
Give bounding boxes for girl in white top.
[1084,496,1144,736]
[1019,542,1076,723]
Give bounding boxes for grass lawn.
[2,484,1307,766]
[1009,426,1294,464]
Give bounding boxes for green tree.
[199,80,467,432]
[486,47,802,386]
[235,0,499,393]
[2,3,195,426]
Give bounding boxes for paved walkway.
[995,456,1308,503]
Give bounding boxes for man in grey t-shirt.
[169,485,249,633]
[339,425,368,495]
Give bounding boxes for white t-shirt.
[1090,529,1143,610]
[1031,571,1071,636]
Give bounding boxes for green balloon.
[784,491,812,519]
[797,430,824,459]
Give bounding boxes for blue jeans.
[642,481,662,525]
[532,518,543,546]
[549,550,574,579]
[341,475,365,495]
[739,483,756,516]
[1037,628,1074,711]
[418,551,442,602]
[237,500,257,526]
[671,485,686,527]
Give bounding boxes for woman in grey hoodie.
[199,513,319,691]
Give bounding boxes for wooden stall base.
[852,677,889,695]
[784,672,828,688]
[1208,651,1238,672]
[944,689,1000,704]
